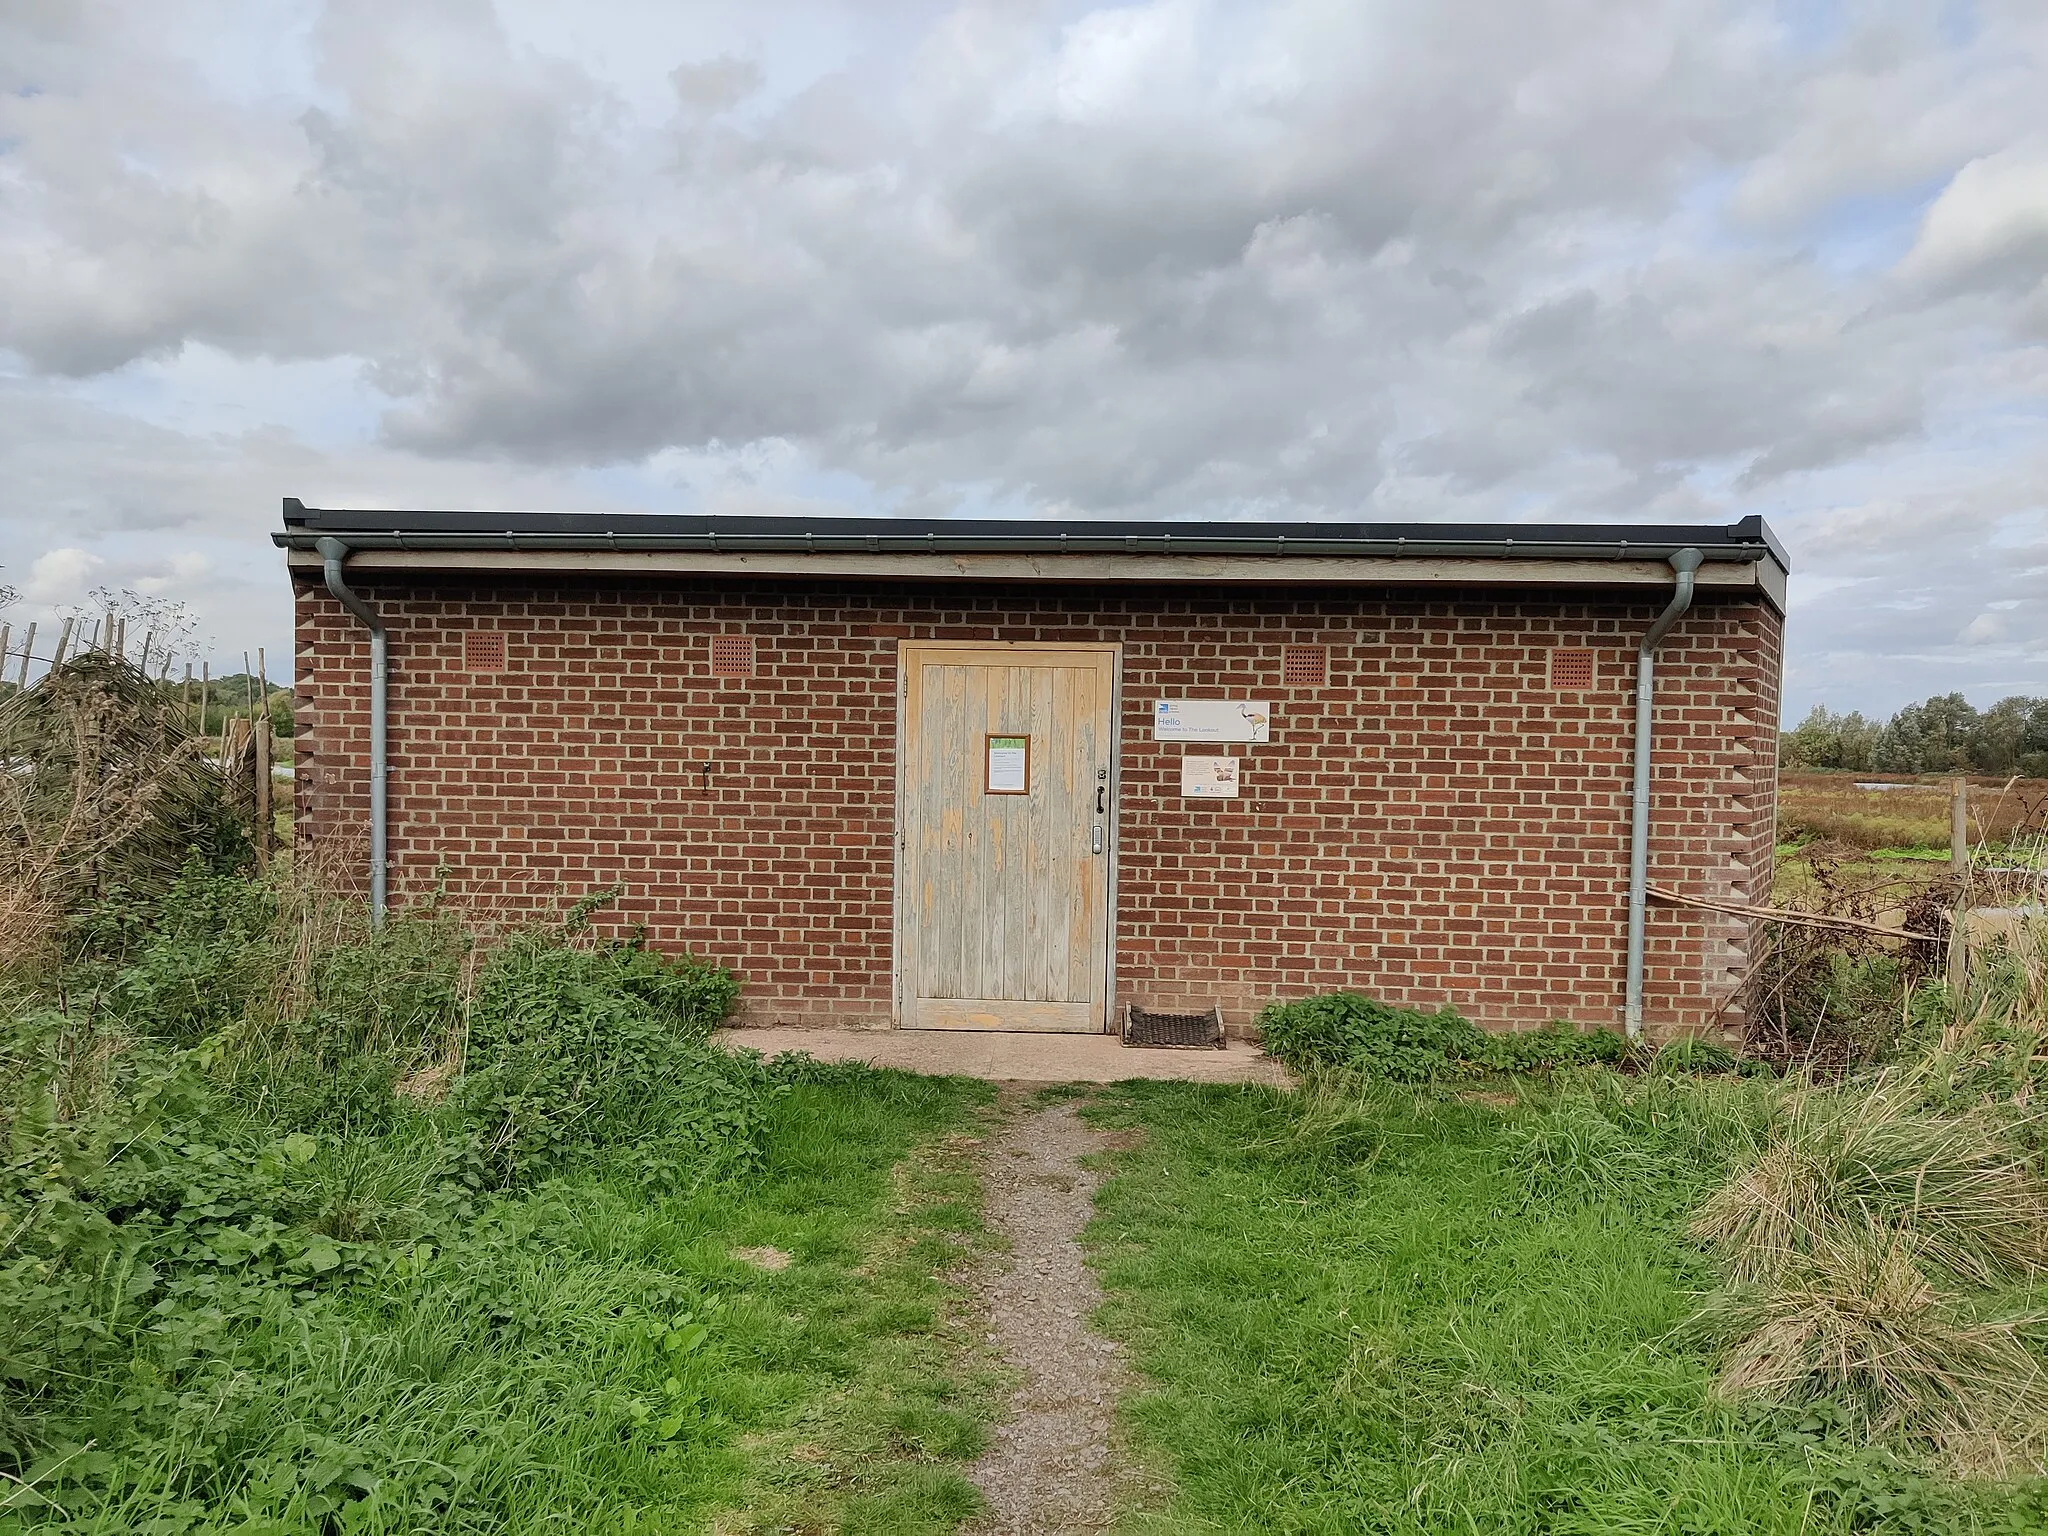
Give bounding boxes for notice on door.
[1154,699,1270,742]
[1181,755,1239,798]
[985,734,1030,794]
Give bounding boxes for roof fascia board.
[283,546,1783,606]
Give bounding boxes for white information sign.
[1181,755,1240,798]
[1153,699,1271,742]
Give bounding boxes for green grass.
[1083,1081,2048,1534]
[8,1069,999,1535]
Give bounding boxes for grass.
[6,1068,998,1534]
[1700,1236,2048,1474]
[1082,1079,2048,1534]
[1693,1074,2048,1290]
[1778,772,2048,854]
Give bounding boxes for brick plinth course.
[293,577,1780,1042]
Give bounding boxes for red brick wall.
[292,576,1782,1040]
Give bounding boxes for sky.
[1,0,2043,718]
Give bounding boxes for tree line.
[1781,694,2048,777]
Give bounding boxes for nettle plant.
[1254,992,1628,1082]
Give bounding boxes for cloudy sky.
[2,0,2043,716]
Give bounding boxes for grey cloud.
[0,0,2045,713]
[671,55,763,116]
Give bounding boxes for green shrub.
[68,861,276,1037]
[261,1052,405,1136]
[455,937,757,1189]
[0,882,759,1487]
[1257,994,1633,1081]
[293,905,469,1062]
[1477,1018,1629,1073]
[0,1011,228,1466]
[1255,992,1487,1081]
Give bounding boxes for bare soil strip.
[968,1099,1130,1534]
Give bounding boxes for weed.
[0,841,999,1533]
[454,934,754,1190]
[1255,992,1631,1081]
[1482,1016,1631,1072]
[1655,1035,1739,1074]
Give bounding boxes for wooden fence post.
[1948,778,1969,994]
[253,647,272,867]
[254,715,273,869]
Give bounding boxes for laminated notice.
[1181,755,1239,798]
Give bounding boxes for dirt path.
[968,1098,1131,1534]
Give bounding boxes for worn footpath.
[966,1098,1133,1534]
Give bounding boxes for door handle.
[1096,784,1106,815]
[1091,824,1104,855]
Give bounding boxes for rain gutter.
[276,528,1771,564]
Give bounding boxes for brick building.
[278,502,1786,1042]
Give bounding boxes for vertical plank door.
[898,643,1117,1031]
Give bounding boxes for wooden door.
[898,643,1117,1031]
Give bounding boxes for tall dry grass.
[0,655,243,969]
[1702,1232,2048,1474]
[1779,772,2048,852]
[1697,904,2048,1473]
[1693,1070,2048,1288]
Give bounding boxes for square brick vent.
[463,631,507,672]
[1549,649,1595,690]
[1282,644,1328,687]
[710,634,756,678]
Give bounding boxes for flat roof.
[279,499,1782,563]
[277,500,1788,609]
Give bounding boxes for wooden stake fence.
[0,623,286,860]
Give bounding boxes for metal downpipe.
[315,538,388,928]
[1624,547,1704,1040]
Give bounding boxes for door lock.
[1091,824,1104,855]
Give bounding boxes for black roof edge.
[277,498,1786,570]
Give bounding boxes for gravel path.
[968,1099,1130,1534]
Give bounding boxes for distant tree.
[1784,693,2048,777]
[1970,697,2036,776]
[2025,700,2048,779]
[1873,693,1980,774]
[1780,705,1880,770]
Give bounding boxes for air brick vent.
[1549,649,1595,690]
[463,631,507,672]
[710,634,755,678]
[1281,645,1328,687]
